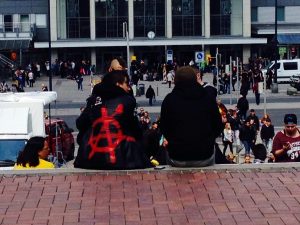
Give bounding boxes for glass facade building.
[0,0,268,72]
[172,0,202,36]
[96,0,128,38]
[134,0,165,37]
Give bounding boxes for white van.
[262,59,300,83]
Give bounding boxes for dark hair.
[16,136,46,167]
[102,70,129,87]
[117,57,126,68]
[174,66,197,85]
[191,66,203,78]
[252,143,267,161]
[284,113,297,125]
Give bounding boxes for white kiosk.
[0,92,57,167]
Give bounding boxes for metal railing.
[0,53,16,69]
[0,22,36,37]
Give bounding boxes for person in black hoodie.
[246,109,260,132]
[236,94,249,121]
[239,118,256,156]
[260,118,275,155]
[160,66,223,167]
[74,70,150,169]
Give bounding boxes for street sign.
[195,51,204,63]
[279,47,286,55]
[166,50,173,63]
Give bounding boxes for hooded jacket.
[160,83,222,161]
[74,82,149,169]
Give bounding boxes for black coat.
[260,124,275,140]
[239,124,256,142]
[246,114,260,131]
[160,83,223,161]
[74,83,150,169]
[146,86,155,99]
[237,96,249,113]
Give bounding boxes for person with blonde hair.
[108,57,126,72]
[222,122,234,156]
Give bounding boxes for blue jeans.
[242,140,253,155]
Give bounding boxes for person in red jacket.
[272,114,300,162]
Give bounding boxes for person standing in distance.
[145,85,156,106]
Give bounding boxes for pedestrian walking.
[76,74,83,91]
[222,122,234,156]
[28,70,34,87]
[236,94,249,121]
[239,118,256,157]
[166,69,174,88]
[260,118,275,155]
[145,85,155,106]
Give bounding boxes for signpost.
[166,50,173,63]
[195,51,204,63]
[279,47,286,58]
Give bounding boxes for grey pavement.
[20,73,300,117]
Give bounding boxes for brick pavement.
[1,168,300,225]
[4,74,300,225]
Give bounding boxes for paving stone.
[1,170,300,224]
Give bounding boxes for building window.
[96,0,128,38]
[134,0,165,37]
[36,14,47,28]
[20,15,30,32]
[66,0,90,38]
[277,6,284,21]
[211,0,231,35]
[251,7,257,22]
[172,0,202,36]
[211,0,242,36]
[4,15,13,32]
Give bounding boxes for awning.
[0,39,31,50]
[277,34,300,44]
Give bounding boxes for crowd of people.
[9,56,300,169]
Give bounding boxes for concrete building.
[251,0,300,60]
[0,0,267,73]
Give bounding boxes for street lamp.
[123,22,130,78]
[48,0,52,91]
[272,0,279,93]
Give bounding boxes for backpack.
[74,103,150,169]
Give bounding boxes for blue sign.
[195,51,204,63]
[166,50,173,63]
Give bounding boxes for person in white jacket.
[223,122,234,156]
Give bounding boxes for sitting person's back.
[160,66,223,167]
[14,136,55,169]
[74,70,151,170]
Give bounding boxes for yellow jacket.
[14,159,55,169]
